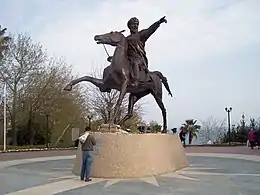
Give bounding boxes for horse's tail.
[153,71,173,97]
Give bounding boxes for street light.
[45,112,49,148]
[43,97,51,148]
[87,115,93,129]
[241,113,245,128]
[3,81,7,151]
[2,75,11,149]
[225,107,232,146]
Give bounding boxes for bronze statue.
[0,26,10,59]
[108,16,167,87]
[64,16,172,133]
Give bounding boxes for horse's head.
[94,30,125,47]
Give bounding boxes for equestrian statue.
[64,16,173,133]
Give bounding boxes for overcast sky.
[1,0,259,128]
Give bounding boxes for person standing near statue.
[126,16,167,87]
[256,129,260,149]
[79,126,96,182]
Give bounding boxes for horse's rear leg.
[63,76,105,92]
[152,93,167,133]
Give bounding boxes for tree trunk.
[189,132,192,145]
[28,116,34,145]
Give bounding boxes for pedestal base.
[73,132,188,178]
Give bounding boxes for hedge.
[186,142,245,147]
[0,145,77,153]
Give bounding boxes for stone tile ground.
[1,153,260,195]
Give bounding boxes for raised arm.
[140,16,167,42]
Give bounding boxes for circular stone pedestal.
[73,132,189,179]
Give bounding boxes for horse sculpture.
[64,30,173,133]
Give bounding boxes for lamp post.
[45,112,50,148]
[241,113,245,129]
[87,115,93,129]
[225,107,232,145]
[3,82,7,151]
[242,113,245,122]
[44,98,51,148]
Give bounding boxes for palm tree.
[181,119,201,144]
[0,26,10,59]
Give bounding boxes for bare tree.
[199,116,226,144]
[256,117,260,129]
[18,57,89,145]
[0,32,91,146]
[86,66,143,129]
[17,58,64,144]
[0,33,47,145]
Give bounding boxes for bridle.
[101,30,126,58]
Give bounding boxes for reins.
[102,44,110,57]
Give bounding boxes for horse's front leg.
[118,90,150,126]
[117,94,138,125]
[112,79,128,124]
[63,76,104,91]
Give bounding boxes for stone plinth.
[73,132,188,178]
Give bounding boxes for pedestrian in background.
[248,128,256,150]
[255,129,260,149]
[179,127,187,147]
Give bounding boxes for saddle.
[106,56,152,83]
[138,70,152,83]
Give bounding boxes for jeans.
[80,150,93,180]
[249,141,255,149]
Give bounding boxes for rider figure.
[126,16,167,87]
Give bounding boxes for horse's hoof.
[161,130,167,134]
[63,84,72,91]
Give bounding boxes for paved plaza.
[0,148,260,195]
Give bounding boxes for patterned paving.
[0,153,260,195]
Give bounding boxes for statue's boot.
[130,79,139,87]
[107,56,113,62]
